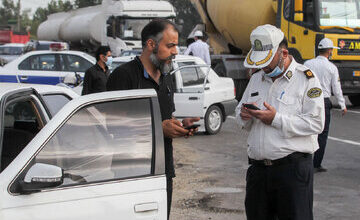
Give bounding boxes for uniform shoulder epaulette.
[303,69,314,79]
[296,65,314,79]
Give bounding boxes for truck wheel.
[348,95,360,106]
[234,79,249,101]
[205,105,223,135]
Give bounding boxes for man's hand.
[182,117,200,136]
[240,103,256,120]
[162,119,190,138]
[246,102,276,125]
[342,107,347,116]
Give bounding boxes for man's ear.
[282,48,289,58]
[146,39,157,51]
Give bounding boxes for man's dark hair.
[318,48,330,55]
[95,46,111,61]
[278,37,288,49]
[141,18,179,48]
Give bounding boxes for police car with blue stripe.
[0,43,96,85]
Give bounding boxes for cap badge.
[254,39,263,51]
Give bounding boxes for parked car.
[73,55,237,134]
[0,46,95,84]
[0,83,167,219]
[0,43,25,64]
[120,49,142,57]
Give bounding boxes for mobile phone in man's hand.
[184,124,200,130]
[243,103,260,110]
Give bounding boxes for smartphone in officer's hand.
[243,103,260,110]
[184,124,200,130]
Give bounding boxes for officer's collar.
[281,58,297,82]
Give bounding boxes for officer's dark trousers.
[314,98,332,168]
[245,155,314,220]
[167,177,173,220]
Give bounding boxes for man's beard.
[150,52,175,74]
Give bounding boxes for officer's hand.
[182,117,200,137]
[162,119,189,138]
[240,104,254,121]
[247,102,276,125]
[342,107,347,116]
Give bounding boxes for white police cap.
[244,24,284,69]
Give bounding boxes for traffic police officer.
[235,24,325,220]
[184,30,211,65]
[304,38,347,172]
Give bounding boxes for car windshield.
[0,46,23,55]
[319,0,360,28]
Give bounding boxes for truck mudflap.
[334,61,360,95]
[221,99,239,120]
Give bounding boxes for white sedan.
[0,48,95,85]
[0,83,167,220]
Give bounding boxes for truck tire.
[234,79,249,101]
[213,63,226,77]
[205,105,223,135]
[348,95,360,106]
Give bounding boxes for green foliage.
[74,0,101,8]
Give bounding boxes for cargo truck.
[0,26,30,45]
[191,0,360,106]
[37,0,176,57]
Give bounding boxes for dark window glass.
[35,98,153,186]
[42,94,71,116]
[64,55,93,72]
[18,54,56,71]
[178,61,206,87]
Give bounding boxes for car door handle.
[20,76,28,80]
[189,97,199,100]
[134,202,158,213]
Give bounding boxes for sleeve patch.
[307,87,322,98]
[304,70,314,79]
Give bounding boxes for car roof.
[0,43,25,47]
[0,83,79,99]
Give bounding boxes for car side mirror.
[19,163,63,194]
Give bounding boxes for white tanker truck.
[37,0,176,56]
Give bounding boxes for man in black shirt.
[82,46,112,95]
[107,19,199,219]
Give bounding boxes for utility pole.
[17,0,21,31]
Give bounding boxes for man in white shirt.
[304,38,347,173]
[184,30,211,65]
[236,24,325,220]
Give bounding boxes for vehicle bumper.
[221,99,238,118]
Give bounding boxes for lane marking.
[328,136,360,146]
[228,116,236,119]
[333,109,360,114]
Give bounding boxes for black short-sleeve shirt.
[106,56,176,177]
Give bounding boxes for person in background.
[82,46,112,95]
[184,30,211,65]
[106,19,199,219]
[236,24,324,220]
[304,38,347,173]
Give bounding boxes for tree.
[0,0,19,26]
[74,0,101,9]
[31,0,73,36]
[167,0,201,45]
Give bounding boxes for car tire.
[205,105,223,135]
[348,95,360,106]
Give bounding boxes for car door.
[17,54,66,85]
[0,90,167,220]
[172,61,205,119]
[61,54,93,80]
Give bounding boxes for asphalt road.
[171,98,360,220]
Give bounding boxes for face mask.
[105,56,113,67]
[266,53,284,78]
